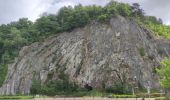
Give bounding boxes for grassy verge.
[51,90,108,97]
[0,95,33,99]
[155,97,169,100]
[136,93,165,98]
[112,94,136,98]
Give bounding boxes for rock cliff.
[0,16,170,95]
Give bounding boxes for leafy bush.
[105,81,132,94]
[47,71,54,80]
[97,14,110,22]
[30,73,80,96]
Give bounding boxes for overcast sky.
[0,0,170,25]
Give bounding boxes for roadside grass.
[0,95,33,99]
[0,91,165,99]
[112,94,136,98]
[155,97,169,100]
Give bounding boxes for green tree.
[105,1,118,17]
[34,15,61,36]
[0,38,4,62]
[145,16,162,25]
[72,4,90,27]
[85,5,103,20]
[97,14,109,22]
[131,3,144,17]
[0,64,8,86]
[57,6,74,31]
[157,59,170,89]
[116,3,132,17]
[10,18,33,30]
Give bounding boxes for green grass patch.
[0,95,33,99]
[51,90,109,97]
[112,94,136,98]
[155,97,169,100]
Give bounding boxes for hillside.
[0,1,170,96]
[0,16,170,95]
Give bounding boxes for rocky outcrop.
[0,16,170,95]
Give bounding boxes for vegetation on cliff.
[157,59,170,89]
[144,16,170,39]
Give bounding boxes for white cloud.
[0,0,53,24]
[0,0,170,25]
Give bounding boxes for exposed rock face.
[0,16,170,95]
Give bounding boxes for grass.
[52,90,109,97]
[112,94,136,98]
[155,97,169,100]
[0,93,166,99]
[136,93,165,98]
[0,95,33,99]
